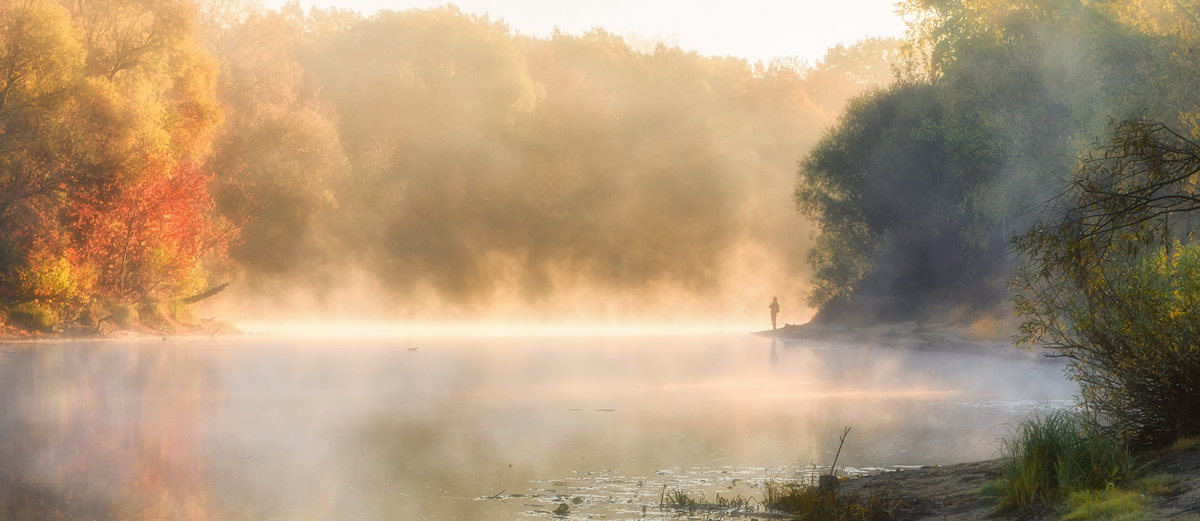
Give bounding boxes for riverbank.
[0,319,239,343]
[754,320,1015,353]
[754,321,1200,520]
[831,444,1200,521]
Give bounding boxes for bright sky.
[262,0,908,64]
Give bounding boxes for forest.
[0,0,902,329]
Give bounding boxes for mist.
[0,335,1074,520]
[197,3,903,324]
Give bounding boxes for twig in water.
[829,426,852,477]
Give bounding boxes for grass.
[1061,489,1151,521]
[1133,473,1179,496]
[762,481,898,521]
[995,410,1136,511]
[659,481,898,521]
[659,489,755,515]
[1167,436,1200,452]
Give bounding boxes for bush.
[996,410,1136,510]
[1013,120,1200,448]
[1064,244,1200,446]
[7,301,60,333]
[107,302,140,329]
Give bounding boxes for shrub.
[107,302,140,329]
[1017,240,1200,447]
[1013,120,1200,448]
[996,410,1136,510]
[7,301,60,333]
[1064,244,1200,446]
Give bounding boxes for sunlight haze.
[263,0,907,63]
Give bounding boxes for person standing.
[769,297,780,330]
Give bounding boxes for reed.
[658,489,755,515]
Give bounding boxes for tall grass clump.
[763,481,897,521]
[996,410,1136,510]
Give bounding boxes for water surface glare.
[0,334,1073,520]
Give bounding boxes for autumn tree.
[0,0,229,331]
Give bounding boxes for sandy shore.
[832,447,1200,520]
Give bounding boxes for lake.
[0,331,1073,520]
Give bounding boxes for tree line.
[0,0,900,330]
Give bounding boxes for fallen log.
[180,282,231,304]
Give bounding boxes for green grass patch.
[1134,473,1179,496]
[1061,489,1150,521]
[995,410,1136,511]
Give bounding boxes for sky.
[261,0,908,64]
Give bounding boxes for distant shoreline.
[753,320,1017,353]
[0,321,239,344]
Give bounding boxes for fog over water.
[0,334,1073,520]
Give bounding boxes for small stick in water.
[829,426,852,476]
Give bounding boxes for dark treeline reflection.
[199,2,901,319]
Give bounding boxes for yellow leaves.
[15,255,86,301]
[0,0,84,108]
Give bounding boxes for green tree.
[797,0,1198,323]
[1013,119,1200,445]
[795,82,1005,317]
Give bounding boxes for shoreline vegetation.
[718,443,1200,521]
[0,307,240,342]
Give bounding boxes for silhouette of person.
[769,297,780,330]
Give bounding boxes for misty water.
[0,333,1073,520]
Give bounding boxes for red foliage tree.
[67,163,231,303]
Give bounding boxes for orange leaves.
[67,163,225,302]
[0,0,231,316]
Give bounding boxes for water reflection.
[0,335,1072,520]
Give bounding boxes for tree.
[794,0,1200,324]
[794,82,1006,318]
[198,1,347,278]
[1013,119,1200,445]
[0,0,229,330]
[68,164,223,302]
